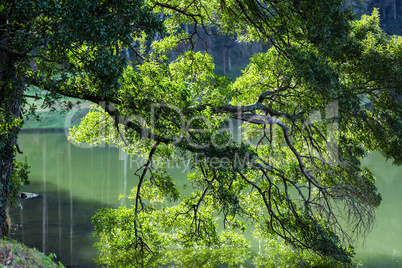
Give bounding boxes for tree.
[0,0,163,237]
[1,0,401,266]
[81,2,400,266]
[365,0,402,35]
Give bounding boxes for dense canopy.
[1,0,401,266]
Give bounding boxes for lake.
[10,130,402,267]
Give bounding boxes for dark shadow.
[8,181,107,268]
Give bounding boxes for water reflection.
[9,130,402,267]
[355,155,402,267]
[10,130,137,267]
[10,182,99,267]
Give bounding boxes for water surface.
[11,130,402,267]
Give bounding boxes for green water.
[354,155,402,267]
[11,130,402,267]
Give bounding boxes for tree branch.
[134,141,160,240]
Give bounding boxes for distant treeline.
[352,0,401,35]
[124,1,401,79]
[125,24,267,79]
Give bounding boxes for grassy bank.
[0,239,64,267]
[22,107,90,130]
[23,88,90,130]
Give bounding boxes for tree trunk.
[393,0,396,21]
[124,48,131,62]
[222,47,226,76]
[228,48,232,71]
[0,51,24,237]
[0,140,14,237]
[0,103,22,237]
[380,0,386,18]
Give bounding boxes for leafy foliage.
[1,0,162,236]
[8,155,30,209]
[1,0,401,266]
